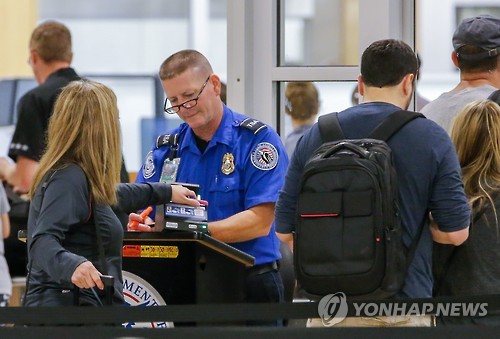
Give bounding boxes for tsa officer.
[130,50,289,325]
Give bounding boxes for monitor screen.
[13,78,37,124]
[0,80,16,126]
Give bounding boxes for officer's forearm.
[208,203,275,243]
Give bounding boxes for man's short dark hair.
[361,39,418,88]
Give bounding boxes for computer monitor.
[13,78,37,124]
[0,79,16,126]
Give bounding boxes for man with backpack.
[275,39,470,327]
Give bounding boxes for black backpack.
[295,110,424,299]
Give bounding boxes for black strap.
[318,112,344,142]
[318,110,424,143]
[369,110,425,140]
[168,135,179,161]
[91,199,107,276]
[89,183,112,306]
[92,203,108,276]
[23,171,58,306]
[370,110,426,272]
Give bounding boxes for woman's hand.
[127,213,155,232]
[71,261,104,290]
[171,185,201,207]
[127,184,203,232]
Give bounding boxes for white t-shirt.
[0,185,12,296]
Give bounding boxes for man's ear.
[210,74,222,97]
[402,73,415,97]
[30,50,38,64]
[357,75,365,96]
[451,51,459,68]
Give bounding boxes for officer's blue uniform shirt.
[137,105,289,265]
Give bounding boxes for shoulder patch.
[143,151,155,179]
[251,142,279,171]
[156,134,179,149]
[239,118,267,134]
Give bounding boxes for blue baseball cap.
[452,14,500,60]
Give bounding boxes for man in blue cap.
[422,14,500,133]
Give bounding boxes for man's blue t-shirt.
[137,105,289,265]
[275,102,470,298]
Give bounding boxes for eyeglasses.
[164,76,211,114]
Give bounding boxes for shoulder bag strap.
[87,185,108,276]
[23,170,57,306]
[368,110,425,141]
[92,202,107,275]
[369,110,426,273]
[318,112,344,142]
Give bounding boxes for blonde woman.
[436,99,500,325]
[25,80,199,307]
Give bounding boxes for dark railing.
[0,296,499,338]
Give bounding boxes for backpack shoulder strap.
[318,112,345,142]
[369,110,425,141]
